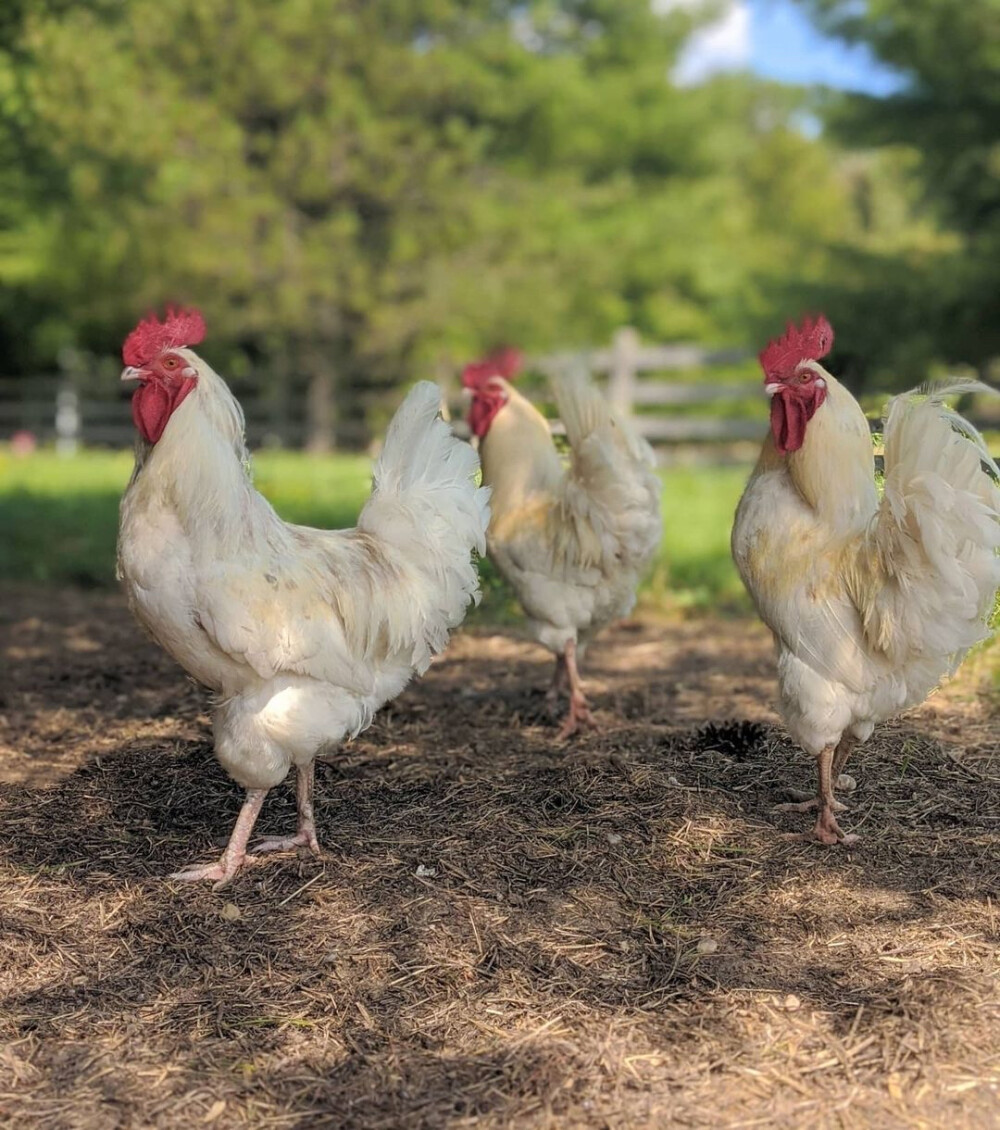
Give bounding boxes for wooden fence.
[523,326,758,444]
[0,375,322,452]
[0,329,761,454]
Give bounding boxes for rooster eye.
[163,356,178,369]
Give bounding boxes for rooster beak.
[765,382,782,397]
[121,366,148,383]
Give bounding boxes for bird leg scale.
[169,787,268,889]
[779,738,859,846]
[557,640,598,740]
[252,763,321,856]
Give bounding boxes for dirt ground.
[2,586,1000,1129]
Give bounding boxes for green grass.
[654,465,747,609]
[0,447,748,612]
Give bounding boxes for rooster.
[117,308,490,886]
[732,315,1000,844]
[463,351,662,737]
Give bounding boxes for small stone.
[696,937,718,955]
[782,993,801,1011]
[837,773,857,793]
[220,902,241,922]
[606,832,622,845]
[415,864,437,878]
[667,776,681,787]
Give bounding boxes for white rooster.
[733,314,1000,844]
[462,350,662,738]
[117,308,489,886]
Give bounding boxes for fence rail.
[523,328,756,444]
[4,331,997,469]
[18,328,994,456]
[0,328,765,454]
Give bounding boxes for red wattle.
[770,383,826,455]
[468,393,504,438]
[131,377,196,444]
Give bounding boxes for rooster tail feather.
[549,369,662,573]
[358,381,490,672]
[855,381,1000,680]
[552,369,656,468]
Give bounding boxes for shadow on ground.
[2,588,1000,1128]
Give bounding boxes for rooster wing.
[192,381,488,696]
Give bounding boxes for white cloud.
[667,0,752,87]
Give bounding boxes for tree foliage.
[0,0,934,437]
[794,0,1000,383]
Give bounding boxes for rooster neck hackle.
[786,370,878,534]
[126,349,271,556]
[478,385,563,522]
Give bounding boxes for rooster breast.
[118,475,248,692]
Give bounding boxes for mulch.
[2,585,999,1128]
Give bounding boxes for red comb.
[759,314,834,382]
[461,347,523,390]
[122,306,206,367]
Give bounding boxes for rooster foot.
[168,788,268,890]
[169,854,251,891]
[781,830,860,847]
[251,825,321,856]
[814,805,859,846]
[774,792,848,814]
[781,810,859,847]
[558,695,599,741]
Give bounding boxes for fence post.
[55,384,80,456]
[607,326,639,417]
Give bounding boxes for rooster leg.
[252,763,321,856]
[832,735,857,793]
[557,641,598,740]
[169,787,268,889]
[775,732,858,816]
[805,743,858,846]
[546,654,568,709]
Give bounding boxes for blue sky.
[669,0,905,94]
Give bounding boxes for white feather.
[479,369,662,655]
[118,363,489,790]
[733,371,1000,759]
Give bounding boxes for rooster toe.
[169,860,245,888]
[251,830,321,856]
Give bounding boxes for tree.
[0,0,912,440]
[792,0,1000,382]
